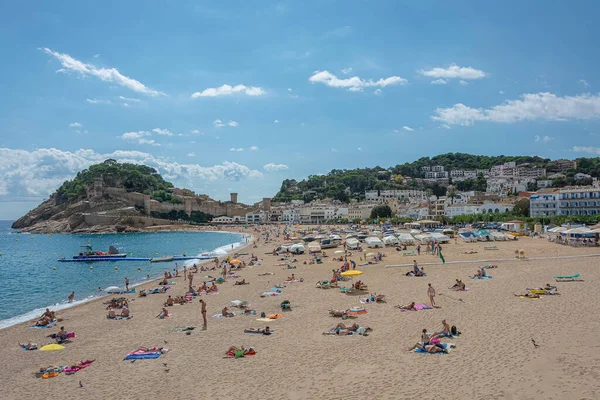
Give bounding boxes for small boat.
[72,245,127,260]
[150,256,174,263]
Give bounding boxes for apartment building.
[365,189,426,202]
[558,187,600,216]
[529,191,559,217]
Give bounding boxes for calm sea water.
[0,220,247,328]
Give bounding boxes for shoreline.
[0,229,254,330]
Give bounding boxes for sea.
[0,220,248,328]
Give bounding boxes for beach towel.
[224,348,256,358]
[261,291,281,297]
[450,287,470,291]
[124,353,161,360]
[65,360,94,375]
[269,287,284,291]
[554,273,581,281]
[284,279,303,283]
[108,315,133,320]
[517,295,541,299]
[28,324,54,329]
[398,303,432,311]
[212,312,236,318]
[48,332,76,340]
[414,343,454,354]
[199,290,219,296]
[21,345,38,351]
[244,329,275,335]
[472,276,493,280]
[256,318,274,322]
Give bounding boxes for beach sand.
[2,227,600,400]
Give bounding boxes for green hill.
[55,159,175,203]
[273,153,600,202]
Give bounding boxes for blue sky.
[1,0,600,219]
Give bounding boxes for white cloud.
[273,119,279,124]
[119,95,141,102]
[229,147,244,152]
[308,70,407,92]
[41,48,164,96]
[0,148,263,201]
[440,124,451,129]
[419,64,487,80]
[249,146,259,151]
[120,131,159,146]
[535,135,553,142]
[152,128,174,136]
[213,119,225,128]
[93,54,100,58]
[357,147,362,151]
[499,90,504,94]
[287,88,292,92]
[227,121,238,127]
[190,129,202,135]
[331,148,339,152]
[431,79,447,85]
[573,146,600,155]
[579,79,590,88]
[191,84,266,98]
[187,152,196,157]
[459,80,468,86]
[341,67,353,75]
[68,122,82,128]
[263,163,289,172]
[402,126,414,132]
[432,92,600,126]
[86,98,111,104]
[122,103,130,107]
[373,89,382,96]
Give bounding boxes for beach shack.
[501,220,526,233]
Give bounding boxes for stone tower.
[230,193,238,204]
[262,197,271,211]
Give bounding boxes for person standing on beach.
[125,277,129,291]
[188,272,193,288]
[199,299,207,329]
[427,283,436,307]
[417,245,421,256]
[68,291,75,303]
[175,263,179,277]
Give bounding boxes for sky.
[1,0,600,219]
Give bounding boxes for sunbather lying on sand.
[245,327,272,334]
[234,279,248,285]
[514,292,541,298]
[395,302,417,311]
[19,342,38,350]
[225,346,255,356]
[461,251,478,254]
[329,309,348,317]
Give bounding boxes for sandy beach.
[2,226,600,400]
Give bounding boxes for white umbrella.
[549,226,567,233]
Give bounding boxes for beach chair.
[554,273,581,282]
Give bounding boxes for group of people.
[450,279,467,291]
[325,322,373,336]
[406,261,426,277]
[34,308,56,326]
[407,320,460,353]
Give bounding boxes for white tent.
[397,233,415,245]
[490,231,508,241]
[549,226,567,233]
[345,237,360,249]
[413,234,434,244]
[289,243,305,254]
[382,235,399,246]
[428,232,450,243]
[365,236,384,248]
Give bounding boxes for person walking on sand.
[68,291,75,303]
[427,283,436,307]
[188,272,193,288]
[125,277,129,291]
[175,263,179,277]
[417,245,421,256]
[199,299,207,329]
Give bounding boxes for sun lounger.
[554,273,581,282]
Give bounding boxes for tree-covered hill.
[55,159,175,203]
[273,153,600,202]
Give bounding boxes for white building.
[558,187,600,216]
[478,202,514,214]
[365,189,426,202]
[282,208,301,223]
[574,173,592,180]
[529,192,559,217]
[537,180,553,189]
[245,211,267,223]
[445,204,481,218]
[212,216,234,223]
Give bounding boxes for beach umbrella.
[230,259,242,265]
[40,344,64,351]
[104,286,120,292]
[341,270,363,277]
[347,306,367,315]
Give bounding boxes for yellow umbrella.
[39,344,65,351]
[230,259,242,264]
[341,270,363,277]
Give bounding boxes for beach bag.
[260,312,266,318]
[451,326,461,336]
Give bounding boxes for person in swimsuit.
[427,283,436,307]
[199,299,207,329]
[68,292,75,303]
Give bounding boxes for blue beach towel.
[124,353,161,360]
[28,324,54,329]
[414,343,454,354]
[244,329,275,335]
[473,276,493,280]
